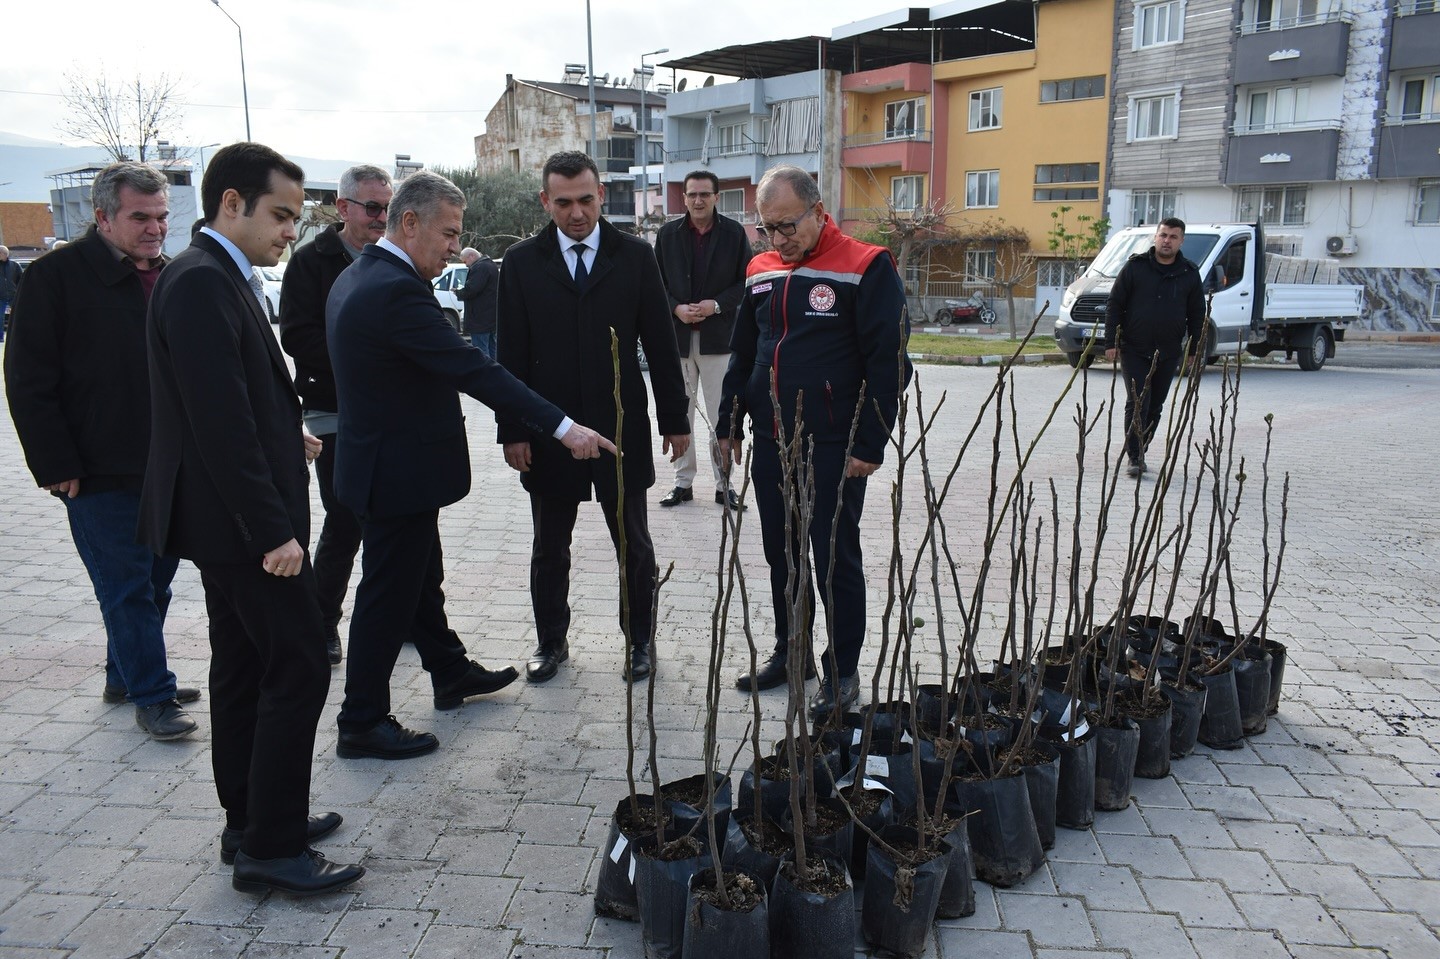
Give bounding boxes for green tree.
[432,166,547,257]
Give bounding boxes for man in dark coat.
[457,246,499,357]
[328,170,613,760]
[1103,217,1206,477]
[496,151,689,685]
[279,162,394,666]
[4,161,199,740]
[140,142,361,896]
[653,170,752,511]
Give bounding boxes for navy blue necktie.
[571,243,589,291]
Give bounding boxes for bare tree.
[953,220,1035,339]
[58,69,186,163]
[863,197,961,292]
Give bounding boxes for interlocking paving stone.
[3,362,1439,957]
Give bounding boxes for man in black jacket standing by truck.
[1103,217,1205,478]
[279,163,394,665]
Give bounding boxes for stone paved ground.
[1,353,1437,958]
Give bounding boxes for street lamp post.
[209,0,251,140]
[638,47,668,223]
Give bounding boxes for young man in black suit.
[496,151,690,685]
[140,142,362,897]
[327,170,613,760]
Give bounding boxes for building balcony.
[1224,124,1340,184]
[1233,15,1350,84]
[1376,115,1440,179]
[1388,9,1440,71]
[843,63,931,95]
[841,130,933,171]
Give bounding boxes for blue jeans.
[470,331,495,358]
[63,489,180,706]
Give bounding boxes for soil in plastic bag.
[682,867,769,959]
[634,835,711,959]
[1093,715,1140,811]
[1160,677,1206,759]
[1231,646,1271,736]
[1197,666,1244,750]
[861,824,949,959]
[952,767,1044,887]
[1262,639,1286,716]
[769,853,854,959]
[1043,724,1096,830]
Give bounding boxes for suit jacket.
[327,243,566,520]
[4,227,161,492]
[496,219,689,502]
[139,232,309,563]
[278,223,355,413]
[456,255,499,335]
[654,212,752,356]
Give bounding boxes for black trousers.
[196,558,330,859]
[311,432,363,631]
[750,437,869,680]
[337,511,469,734]
[1120,350,1182,464]
[529,491,656,653]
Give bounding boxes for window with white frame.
[1038,260,1086,288]
[1399,0,1437,13]
[1242,84,1311,132]
[1417,180,1440,225]
[717,188,746,218]
[1135,0,1184,48]
[1431,283,1440,319]
[1236,185,1309,225]
[1247,0,1324,31]
[715,121,748,155]
[885,98,927,139]
[1129,189,1178,226]
[969,88,1003,131]
[891,175,925,210]
[966,170,1000,208]
[1129,90,1180,140]
[1393,73,1440,122]
[965,250,997,283]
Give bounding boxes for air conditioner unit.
[613,114,633,128]
[1325,235,1358,256]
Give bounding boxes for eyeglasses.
[684,191,715,200]
[342,197,388,218]
[756,203,817,239]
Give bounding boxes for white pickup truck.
[1054,223,1365,371]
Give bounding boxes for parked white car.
[432,263,469,330]
[259,265,284,323]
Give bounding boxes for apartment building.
[473,69,667,224]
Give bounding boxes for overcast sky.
[2,0,891,170]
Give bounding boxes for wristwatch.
[710,299,721,316]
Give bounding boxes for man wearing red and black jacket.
[717,165,911,718]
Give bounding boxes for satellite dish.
[677,78,688,91]
[703,75,715,87]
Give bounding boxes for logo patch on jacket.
[808,284,837,312]
[752,282,773,295]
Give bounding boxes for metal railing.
[841,129,933,148]
[1230,117,1342,135]
[1237,8,1349,34]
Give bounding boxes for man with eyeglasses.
[653,171,753,513]
[279,163,394,666]
[717,165,911,718]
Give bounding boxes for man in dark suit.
[279,162,394,666]
[140,142,362,897]
[4,161,199,739]
[497,151,690,685]
[654,170,752,512]
[457,246,499,358]
[327,170,613,760]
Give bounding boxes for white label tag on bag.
[863,777,892,794]
[865,756,889,777]
[852,729,863,746]
[628,854,636,884]
[609,833,628,864]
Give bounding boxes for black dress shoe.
[232,848,365,897]
[434,659,520,709]
[624,644,652,682]
[104,685,201,705]
[325,625,342,667]
[221,812,343,865]
[715,489,746,511]
[134,700,198,741]
[735,650,815,692]
[526,642,570,683]
[808,673,861,721]
[659,486,693,507]
[336,715,438,759]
